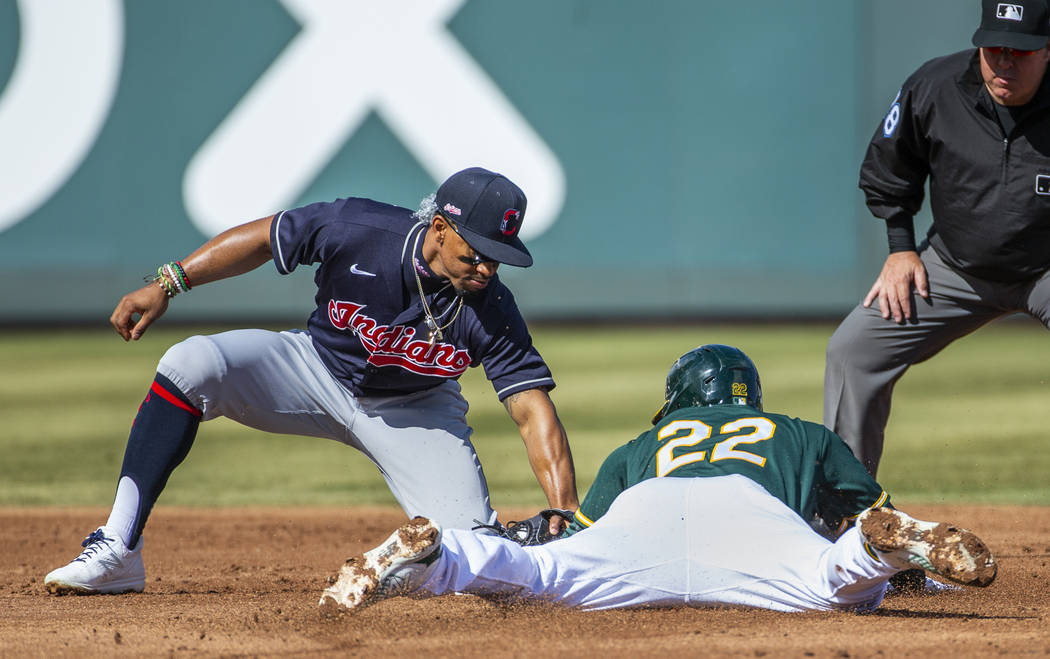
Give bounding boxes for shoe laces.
[74,529,114,563]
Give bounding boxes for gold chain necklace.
[411,226,464,345]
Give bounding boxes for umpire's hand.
[863,251,929,323]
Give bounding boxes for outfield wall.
[0,1,976,321]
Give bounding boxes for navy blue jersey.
[270,197,554,399]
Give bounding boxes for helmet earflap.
[652,344,763,424]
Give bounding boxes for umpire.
[825,0,1050,476]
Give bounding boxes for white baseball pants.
[419,475,897,612]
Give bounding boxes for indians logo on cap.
[443,203,462,216]
[500,209,521,236]
[997,3,1024,21]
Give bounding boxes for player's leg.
[46,329,353,594]
[319,476,900,613]
[812,507,999,607]
[357,476,890,612]
[853,508,996,588]
[103,375,201,546]
[675,475,894,612]
[320,517,682,613]
[348,382,497,531]
[414,476,865,611]
[823,246,1003,475]
[436,476,906,612]
[320,516,444,614]
[159,330,497,531]
[417,483,692,609]
[319,494,997,614]
[129,328,358,530]
[322,477,699,611]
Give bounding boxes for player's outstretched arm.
[503,388,579,534]
[110,216,275,341]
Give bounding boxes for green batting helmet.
[651,344,763,424]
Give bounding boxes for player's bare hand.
[110,283,169,341]
[862,251,928,323]
[548,513,571,536]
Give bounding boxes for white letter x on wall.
[183,0,566,241]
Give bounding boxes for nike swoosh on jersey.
[349,264,377,277]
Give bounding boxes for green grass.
[1,321,1046,509]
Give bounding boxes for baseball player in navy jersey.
[44,167,579,596]
[319,345,997,615]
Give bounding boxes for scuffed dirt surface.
[4,504,1048,658]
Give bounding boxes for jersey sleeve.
[813,425,891,534]
[270,199,349,274]
[563,441,634,536]
[859,71,932,225]
[478,286,555,401]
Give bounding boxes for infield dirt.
[4,504,1048,658]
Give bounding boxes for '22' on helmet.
[651,344,763,424]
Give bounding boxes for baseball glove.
[473,508,575,546]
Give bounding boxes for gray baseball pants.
[156,328,499,530]
[824,245,1050,475]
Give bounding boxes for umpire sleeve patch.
[882,90,902,138]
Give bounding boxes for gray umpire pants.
[824,245,1050,476]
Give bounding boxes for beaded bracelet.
[172,260,192,291]
[163,263,184,294]
[143,261,192,298]
[155,266,177,297]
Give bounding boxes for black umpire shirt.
[860,49,1050,283]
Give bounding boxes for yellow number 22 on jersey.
[655,417,776,477]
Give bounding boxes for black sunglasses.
[984,46,1040,57]
[440,215,498,267]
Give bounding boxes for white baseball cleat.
[858,508,997,588]
[319,516,442,615]
[44,526,145,595]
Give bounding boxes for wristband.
[885,215,917,253]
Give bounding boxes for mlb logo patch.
[997,3,1024,21]
[1036,175,1050,195]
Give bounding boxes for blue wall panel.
[0,0,979,320]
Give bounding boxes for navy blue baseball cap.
[434,167,532,268]
[972,0,1050,50]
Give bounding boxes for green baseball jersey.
[567,404,888,536]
